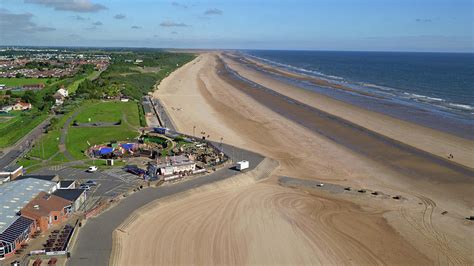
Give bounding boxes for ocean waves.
[245,52,473,115]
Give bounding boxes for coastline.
[111,52,473,264]
[222,53,474,169]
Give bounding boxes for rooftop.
[15,174,58,182]
[58,180,75,188]
[53,189,85,202]
[21,192,71,218]
[155,155,195,168]
[0,216,34,245]
[0,178,57,233]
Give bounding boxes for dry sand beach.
[111,53,473,265]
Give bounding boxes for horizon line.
[0,45,472,54]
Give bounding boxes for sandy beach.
[111,52,473,265]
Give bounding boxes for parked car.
[87,166,98,172]
[125,166,146,176]
[79,184,91,191]
[85,180,97,186]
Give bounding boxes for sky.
[0,0,472,52]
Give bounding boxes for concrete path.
[67,143,264,266]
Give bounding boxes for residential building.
[0,105,12,113]
[12,102,31,111]
[21,84,45,91]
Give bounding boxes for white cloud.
[0,9,55,34]
[160,21,189,27]
[24,0,107,13]
[204,8,222,15]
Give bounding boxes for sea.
[243,50,474,139]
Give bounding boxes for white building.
[54,87,69,105]
[149,155,196,177]
[56,88,69,98]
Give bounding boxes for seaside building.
[0,178,57,260]
[148,155,196,178]
[20,192,72,232]
[53,189,86,212]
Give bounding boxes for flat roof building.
[0,178,56,260]
[0,178,57,233]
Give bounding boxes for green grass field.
[66,101,140,159]
[0,77,53,87]
[74,101,139,125]
[28,130,61,159]
[0,112,47,148]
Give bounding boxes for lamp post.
[220,137,224,154]
[193,125,196,138]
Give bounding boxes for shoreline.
[231,52,473,140]
[222,53,474,169]
[217,56,473,181]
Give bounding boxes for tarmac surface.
[33,165,144,200]
[67,143,263,266]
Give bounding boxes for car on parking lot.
[87,166,98,172]
[79,184,91,191]
[124,166,146,176]
[85,180,97,186]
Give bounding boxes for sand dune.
[111,53,473,265]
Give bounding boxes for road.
[0,116,51,169]
[150,98,176,131]
[67,143,264,266]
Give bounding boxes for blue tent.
[121,143,135,151]
[99,147,114,155]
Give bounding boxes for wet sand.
[223,53,474,169]
[112,53,473,265]
[216,57,472,185]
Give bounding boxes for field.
[18,100,141,168]
[0,77,53,87]
[66,101,141,160]
[0,66,97,148]
[74,101,139,125]
[0,111,47,148]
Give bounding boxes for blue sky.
[0,0,472,52]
